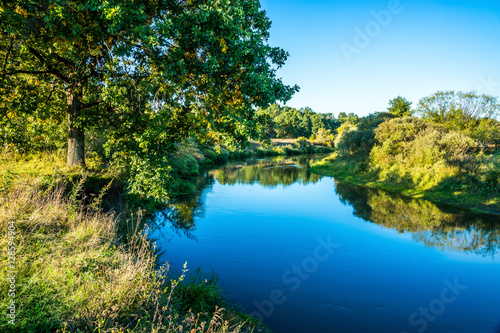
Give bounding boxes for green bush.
[334,125,374,157]
[293,137,312,149]
[372,117,427,156]
[169,152,199,177]
[371,117,478,172]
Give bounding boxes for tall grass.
[0,152,267,332]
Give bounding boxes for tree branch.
[53,54,74,69]
[27,47,70,83]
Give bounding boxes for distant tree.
[334,112,392,157]
[299,112,312,137]
[417,91,499,145]
[418,91,498,123]
[275,108,302,138]
[266,104,283,118]
[320,113,339,132]
[310,114,325,135]
[357,112,394,131]
[255,108,275,140]
[388,96,413,117]
[315,127,333,146]
[338,112,348,123]
[338,112,359,124]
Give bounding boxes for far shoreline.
[310,158,500,217]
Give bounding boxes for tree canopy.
[387,96,412,117]
[256,104,338,139]
[0,0,298,197]
[417,91,500,146]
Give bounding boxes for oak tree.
[0,0,297,174]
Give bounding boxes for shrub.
[169,152,200,177]
[335,125,374,157]
[373,117,427,156]
[294,137,313,151]
[315,128,334,146]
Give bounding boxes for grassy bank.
[310,116,500,215]
[0,151,268,332]
[311,152,500,215]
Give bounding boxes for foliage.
[387,96,413,117]
[334,124,359,156]
[372,116,428,158]
[293,136,312,150]
[338,112,359,124]
[334,112,393,157]
[417,91,499,145]
[1,0,298,198]
[371,116,478,172]
[314,127,334,146]
[256,104,338,139]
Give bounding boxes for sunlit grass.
[0,151,269,332]
[310,151,500,214]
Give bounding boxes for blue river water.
[152,155,500,333]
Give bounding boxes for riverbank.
[171,139,333,195]
[310,153,500,215]
[0,150,269,332]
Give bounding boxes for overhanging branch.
[27,47,70,83]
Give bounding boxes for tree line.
[255,104,361,143]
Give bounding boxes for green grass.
[0,151,270,333]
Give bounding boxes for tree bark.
[66,87,85,167]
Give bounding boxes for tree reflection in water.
[209,156,323,188]
[153,155,500,257]
[334,180,500,257]
[153,175,215,241]
[152,156,323,241]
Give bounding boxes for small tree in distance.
[388,96,413,117]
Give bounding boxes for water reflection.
[154,175,215,240]
[152,156,500,333]
[334,180,500,257]
[154,156,322,240]
[209,155,323,188]
[156,155,500,256]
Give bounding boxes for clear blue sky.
[260,0,500,116]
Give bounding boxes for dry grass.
[0,152,267,332]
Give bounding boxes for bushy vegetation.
[312,91,500,213]
[417,91,500,147]
[334,112,394,157]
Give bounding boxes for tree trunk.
[67,87,85,167]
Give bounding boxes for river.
[152,155,500,333]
